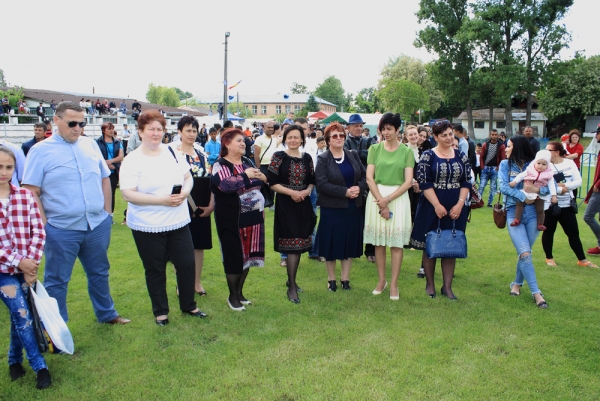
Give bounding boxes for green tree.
[0,69,6,87]
[173,87,194,101]
[290,82,308,94]
[518,0,572,125]
[538,55,600,125]
[378,80,429,122]
[146,84,181,107]
[378,55,442,114]
[415,0,477,137]
[304,94,320,112]
[354,87,381,114]
[314,76,348,111]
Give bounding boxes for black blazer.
[315,148,367,208]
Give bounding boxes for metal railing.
[579,152,597,200]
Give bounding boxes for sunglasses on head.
[433,119,451,127]
[58,116,87,128]
[330,133,346,139]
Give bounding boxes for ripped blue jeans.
[0,273,47,372]
[506,205,542,295]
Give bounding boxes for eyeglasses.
[330,133,346,139]
[58,116,87,128]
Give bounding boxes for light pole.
[223,32,230,124]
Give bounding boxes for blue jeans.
[507,205,542,295]
[0,273,47,372]
[584,192,600,247]
[479,166,498,205]
[43,216,119,323]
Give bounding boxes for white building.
[456,109,547,140]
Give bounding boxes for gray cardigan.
[315,148,367,208]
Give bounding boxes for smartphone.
[171,185,182,195]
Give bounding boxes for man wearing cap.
[584,128,600,256]
[344,114,376,262]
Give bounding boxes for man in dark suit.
[36,102,45,120]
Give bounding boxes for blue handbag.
[425,218,467,259]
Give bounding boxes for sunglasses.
[330,133,346,139]
[58,116,87,128]
[433,119,451,127]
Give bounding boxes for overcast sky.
[3,0,597,102]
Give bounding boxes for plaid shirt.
[0,184,45,274]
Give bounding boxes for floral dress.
[268,151,316,254]
[409,149,472,250]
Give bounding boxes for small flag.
[228,80,242,90]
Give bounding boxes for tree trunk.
[466,101,475,140]
[489,102,494,135]
[525,92,533,127]
[506,100,513,136]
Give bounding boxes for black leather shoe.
[9,363,25,381]
[186,310,207,318]
[288,297,300,304]
[426,285,436,298]
[155,318,169,326]
[341,280,351,290]
[441,287,457,300]
[328,280,337,292]
[36,368,51,390]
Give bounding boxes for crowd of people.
[2,101,600,390]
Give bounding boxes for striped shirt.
[0,184,45,274]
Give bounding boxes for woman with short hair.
[409,119,471,300]
[211,128,266,311]
[120,110,206,325]
[268,125,316,304]
[366,113,415,300]
[96,122,124,215]
[170,115,214,296]
[315,122,366,292]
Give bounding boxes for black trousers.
[108,172,119,213]
[131,226,197,317]
[542,206,585,260]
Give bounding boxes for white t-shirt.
[254,134,276,165]
[119,144,191,232]
[544,158,581,210]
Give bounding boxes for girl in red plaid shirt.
[0,146,51,389]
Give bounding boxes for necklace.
[438,147,453,158]
[333,151,345,164]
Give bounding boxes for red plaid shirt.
[0,184,45,274]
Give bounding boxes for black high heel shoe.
[426,284,436,298]
[328,280,337,292]
[286,280,303,293]
[440,287,457,300]
[340,280,351,290]
[287,288,300,304]
[155,318,169,326]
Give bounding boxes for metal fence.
[579,152,597,201]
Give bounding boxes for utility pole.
[223,32,230,124]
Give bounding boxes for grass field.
[1,183,600,400]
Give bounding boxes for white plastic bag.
[30,280,74,355]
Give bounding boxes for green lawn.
[1,188,600,400]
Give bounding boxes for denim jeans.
[44,215,119,323]
[0,273,47,372]
[479,166,498,205]
[507,205,542,295]
[584,192,600,247]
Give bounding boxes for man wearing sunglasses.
[22,101,131,325]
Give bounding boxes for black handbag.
[425,218,468,259]
[26,283,49,353]
[570,196,578,214]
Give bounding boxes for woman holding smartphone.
[120,110,206,326]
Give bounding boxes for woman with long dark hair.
[499,135,549,308]
[542,141,597,268]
